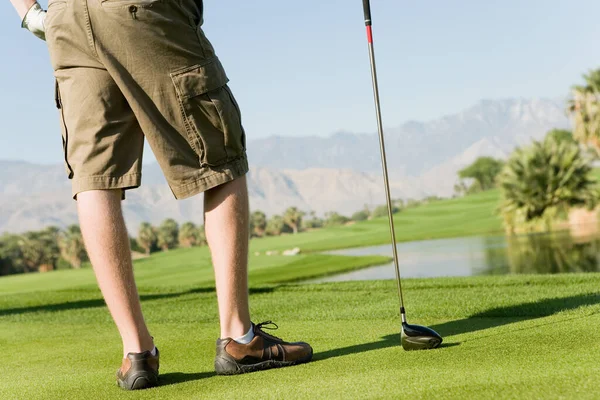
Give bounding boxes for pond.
[308,231,600,283]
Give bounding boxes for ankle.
[232,324,255,344]
[220,320,252,339]
[122,335,155,357]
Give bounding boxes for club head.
[401,322,443,351]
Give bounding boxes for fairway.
[1,261,599,398]
[252,189,503,254]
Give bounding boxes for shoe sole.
[117,372,159,391]
[215,349,313,375]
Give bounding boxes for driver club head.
[401,322,443,351]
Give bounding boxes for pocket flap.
[170,57,229,100]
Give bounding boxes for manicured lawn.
[1,260,599,399]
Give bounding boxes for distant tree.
[458,157,504,192]
[0,234,26,276]
[393,199,405,210]
[302,211,324,229]
[129,236,144,253]
[266,215,291,236]
[196,225,207,246]
[372,204,399,218]
[567,69,600,152]
[178,222,198,248]
[283,207,304,234]
[324,212,350,227]
[453,181,468,197]
[157,219,179,251]
[351,210,370,222]
[138,223,157,255]
[58,225,87,269]
[250,211,268,237]
[19,228,60,272]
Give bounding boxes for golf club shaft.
[362,0,405,315]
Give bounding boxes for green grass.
[1,268,599,399]
[4,190,597,398]
[251,189,503,253]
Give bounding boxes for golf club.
[362,0,443,351]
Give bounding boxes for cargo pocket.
[55,80,74,179]
[171,57,246,167]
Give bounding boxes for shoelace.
[255,321,283,341]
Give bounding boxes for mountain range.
[0,97,571,234]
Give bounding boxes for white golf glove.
[22,2,47,41]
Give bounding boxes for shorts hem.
[170,156,249,200]
[71,173,141,199]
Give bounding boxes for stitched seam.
[83,0,99,58]
[179,96,202,157]
[206,91,229,161]
[99,0,178,9]
[56,83,74,178]
[74,173,141,181]
[169,57,217,79]
[169,157,246,190]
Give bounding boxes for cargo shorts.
[45,0,248,199]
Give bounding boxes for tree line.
[0,226,87,276]
[0,198,435,277]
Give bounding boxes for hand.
[22,2,46,41]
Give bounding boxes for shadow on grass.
[0,287,275,317]
[159,371,216,387]
[316,292,600,361]
[314,334,459,362]
[431,292,600,337]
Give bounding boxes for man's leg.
[77,190,154,356]
[206,176,313,375]
[204,176,252,339]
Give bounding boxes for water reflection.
[308,231,600,283]
[483,232,600,275]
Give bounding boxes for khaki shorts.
[45,0,248,199]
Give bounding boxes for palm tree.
[250,211,267,237]
[301,211,323,229]
[157,219,179,251]
[283,207,304,234]
[58,225,87,269]
[567,69,600,151]
[498,132,599,233]
[19,228,60,272]
[178,222,198,248]
[137,223,157,255]
[266,215,285,236]
[324,212,350,227]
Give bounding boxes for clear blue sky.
[1,0,599,164]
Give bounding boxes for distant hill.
[0,97,571,234]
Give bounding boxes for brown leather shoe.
[214,321,313,375]
[116,348,160,390]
